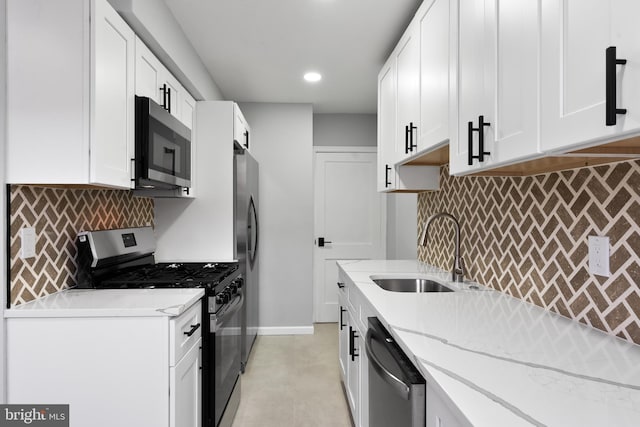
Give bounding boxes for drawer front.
[170,301,202,366]
[337,269,349,299]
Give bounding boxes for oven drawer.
[170,301,202,366]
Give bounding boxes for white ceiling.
[164,0,422,114]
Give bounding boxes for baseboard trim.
[257,326,314,336]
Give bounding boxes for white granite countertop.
[338,259,640,427]
[4,288,205,318]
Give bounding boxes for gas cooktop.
[98,262,240,289]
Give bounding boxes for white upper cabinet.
[92,0,136,188]
[134,37,195,129]
[419,0,450,153]
[541,0,640,152]
[7,0,135,189]
[396,27,421,159]
[450,0,541,175]
[181,92,197,130]
[377,58,398,191]
[376,0,442,193]
[135,37,164,104]
[133,37,197,198]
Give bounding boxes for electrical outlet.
[20,227,36,259]
[588,236,610,277]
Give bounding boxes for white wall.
[239,103,314,331]
[109,0,223,101]
[386,193,417,260]
[1,0,7,402]
[313,114,376,146]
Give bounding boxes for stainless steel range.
[76,226,242,427]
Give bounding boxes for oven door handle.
[211,293,244,333]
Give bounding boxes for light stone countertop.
[4,288,205,318]
[338,259,640,427]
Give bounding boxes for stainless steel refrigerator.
[235,143,259,372]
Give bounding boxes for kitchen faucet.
[420,212,465,282]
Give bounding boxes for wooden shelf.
[391,135,640,178]
[401,144,449,166]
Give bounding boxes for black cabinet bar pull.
[478,115,491,162]
[349,327,359,361]
[404,123,418,154]
[161,84,168,111]
[167,87,171,114]
[404,125,410,154]
[244,130,250,149]
[606,46,627,126]
[385,164,392,187]
[337,282,345,289]
[467,115,491,165]
[339,307,346,330]
[467,121,474,165]
[409,122,417,152]
[184,323,201,337]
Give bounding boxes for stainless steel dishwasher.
[365,317,426,427]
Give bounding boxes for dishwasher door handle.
[365,328,410,399]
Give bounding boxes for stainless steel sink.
[372,278,454,293]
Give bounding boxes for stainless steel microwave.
[135,96,191,189]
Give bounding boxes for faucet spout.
[420,212,465,283]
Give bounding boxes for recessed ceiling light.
[304,72,322,83]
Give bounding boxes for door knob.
[317,237,332,247]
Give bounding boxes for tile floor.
[231,323,353,427]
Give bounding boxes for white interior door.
[313,149,386,322]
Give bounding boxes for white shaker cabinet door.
[338,292,349,382]
[346,311,360,427]
[377,58,398,191]
[419,0,450,153]
[135,37,164,104]
[170,338,202,427]
[451,0,540,175]
[396,27,421,160]
[541,0,640,152]
[91,0,136,188]
[181,92,197,129]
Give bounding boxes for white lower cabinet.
[6,301,202,427]
[170,338,202,427]
[338,270,473,427]
[338,278,370,427]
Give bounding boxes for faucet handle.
[453,257,465,283]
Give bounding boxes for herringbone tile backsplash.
[418,160,640,345]
[9,185,154,306]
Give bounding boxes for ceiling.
[164,0,423,114]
